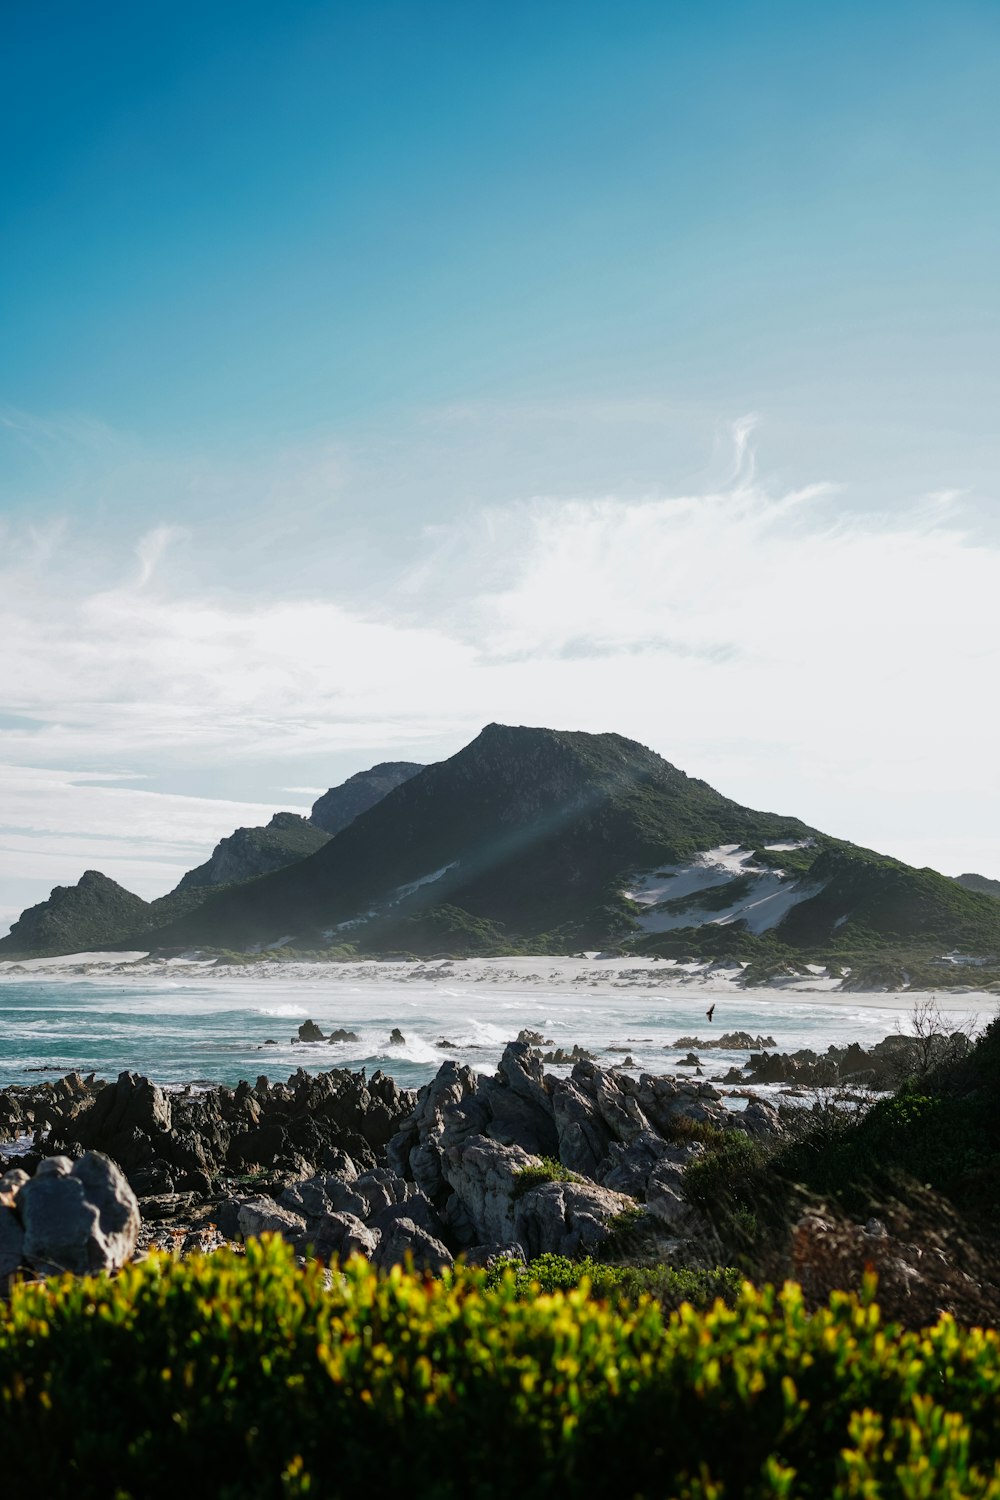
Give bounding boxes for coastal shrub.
[512,1155,581,1196]
[3,1239,1000,1498]
[482,1251,742,1310]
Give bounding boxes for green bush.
[3,1238,1000,1498]
[512,1155,582,1196]
[482,1251,742,1311]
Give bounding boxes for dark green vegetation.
[681,1011,1000,1298]
[174,811,330,892]
[0,870,230,959]
[154,723,821,952]
[4,1239,1000,1499]
[511,1156,583,1196]
[3,723,999,968]
[480,1250,742,1308]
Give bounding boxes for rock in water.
[18,1151,139,1275]
[297,1019,326,1043]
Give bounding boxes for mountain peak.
[0,870,149,958]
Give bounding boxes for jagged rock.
[388,1028,405,1046]
[50,1066,414,1189]
[386,1059,479,1184]
[516,1029,553,1047]
[513,1178,633,1259]
[645,1145,706,1232]
[552,1079,613,1178]
[673,1033,777,1051]
[540,1045,596,1065]
[138,1192,198,1221]
[441,1135,537,1244]
[738,1099,784,1137]
[297,1020,326,1043]
[371,1193,445,1240]
[373,1216,453,1273]
[462,1241,527,1268]
[299,1211,379,1262]
[597,1130,676,1197]
[18,1150,139,1276]
[237,1197,308,1242]
[328,1029,360,1043]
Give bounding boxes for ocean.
[0,956,992,1095]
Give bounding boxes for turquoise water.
[1,975,990,1093]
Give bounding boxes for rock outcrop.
[45,1066,415,1194]
[309,762,425,836]
[173,812,330,893]
[724,1033,973,1092]
[385,1040,737,1260]
[1,1151,139,1283]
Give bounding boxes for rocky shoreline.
[0,1021,972,1290]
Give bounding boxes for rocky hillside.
[5,723,999,966]
[174,812,329,892]
[0,871,151,958]
[309,761,424,835]
[158,723,821,951]
[955,872,1000,900]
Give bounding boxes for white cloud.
[0,456,998,937]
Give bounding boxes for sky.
[1,0,998,935]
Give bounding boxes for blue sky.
[1,1,998,931]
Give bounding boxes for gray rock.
[299,1211,379,1262]
[138,1191,198,1222]
[36,1155,75,1177]
[513,1178,633,1259]
[737,1099,784,1137]
[462,1241,527,1268]
[237,1197,308,1243]
[20,1150,139,1276]
[552,1081,612,1178]
[373,1216,453,1274]
[441,1134,537,1244]
[371,1193,444,1240]
[597,1129,675,1197]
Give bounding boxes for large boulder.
[17,1151,139,1276]
[299,1211,379,1262]
[236,1198,307,1242]
[373,1217,453,1274]
[513,1178,634,1259]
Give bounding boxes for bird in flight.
[706,1004,716,1023]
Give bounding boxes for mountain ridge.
[2,723,998,972]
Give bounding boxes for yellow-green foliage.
[2,1237,1000,1498]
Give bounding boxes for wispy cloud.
[0,439,998,929]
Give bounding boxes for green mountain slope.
[174,812,329,892]
[158,723,821,949]
[5,724,999,965]
[0,871,225,959]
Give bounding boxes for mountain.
[4,724,1000,967]
[173,812,330,892]
[309,762,424,835]
[0,871,151,958]
[0,870,232,959]
[154,723,825,950]
[955,873,1000,901]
